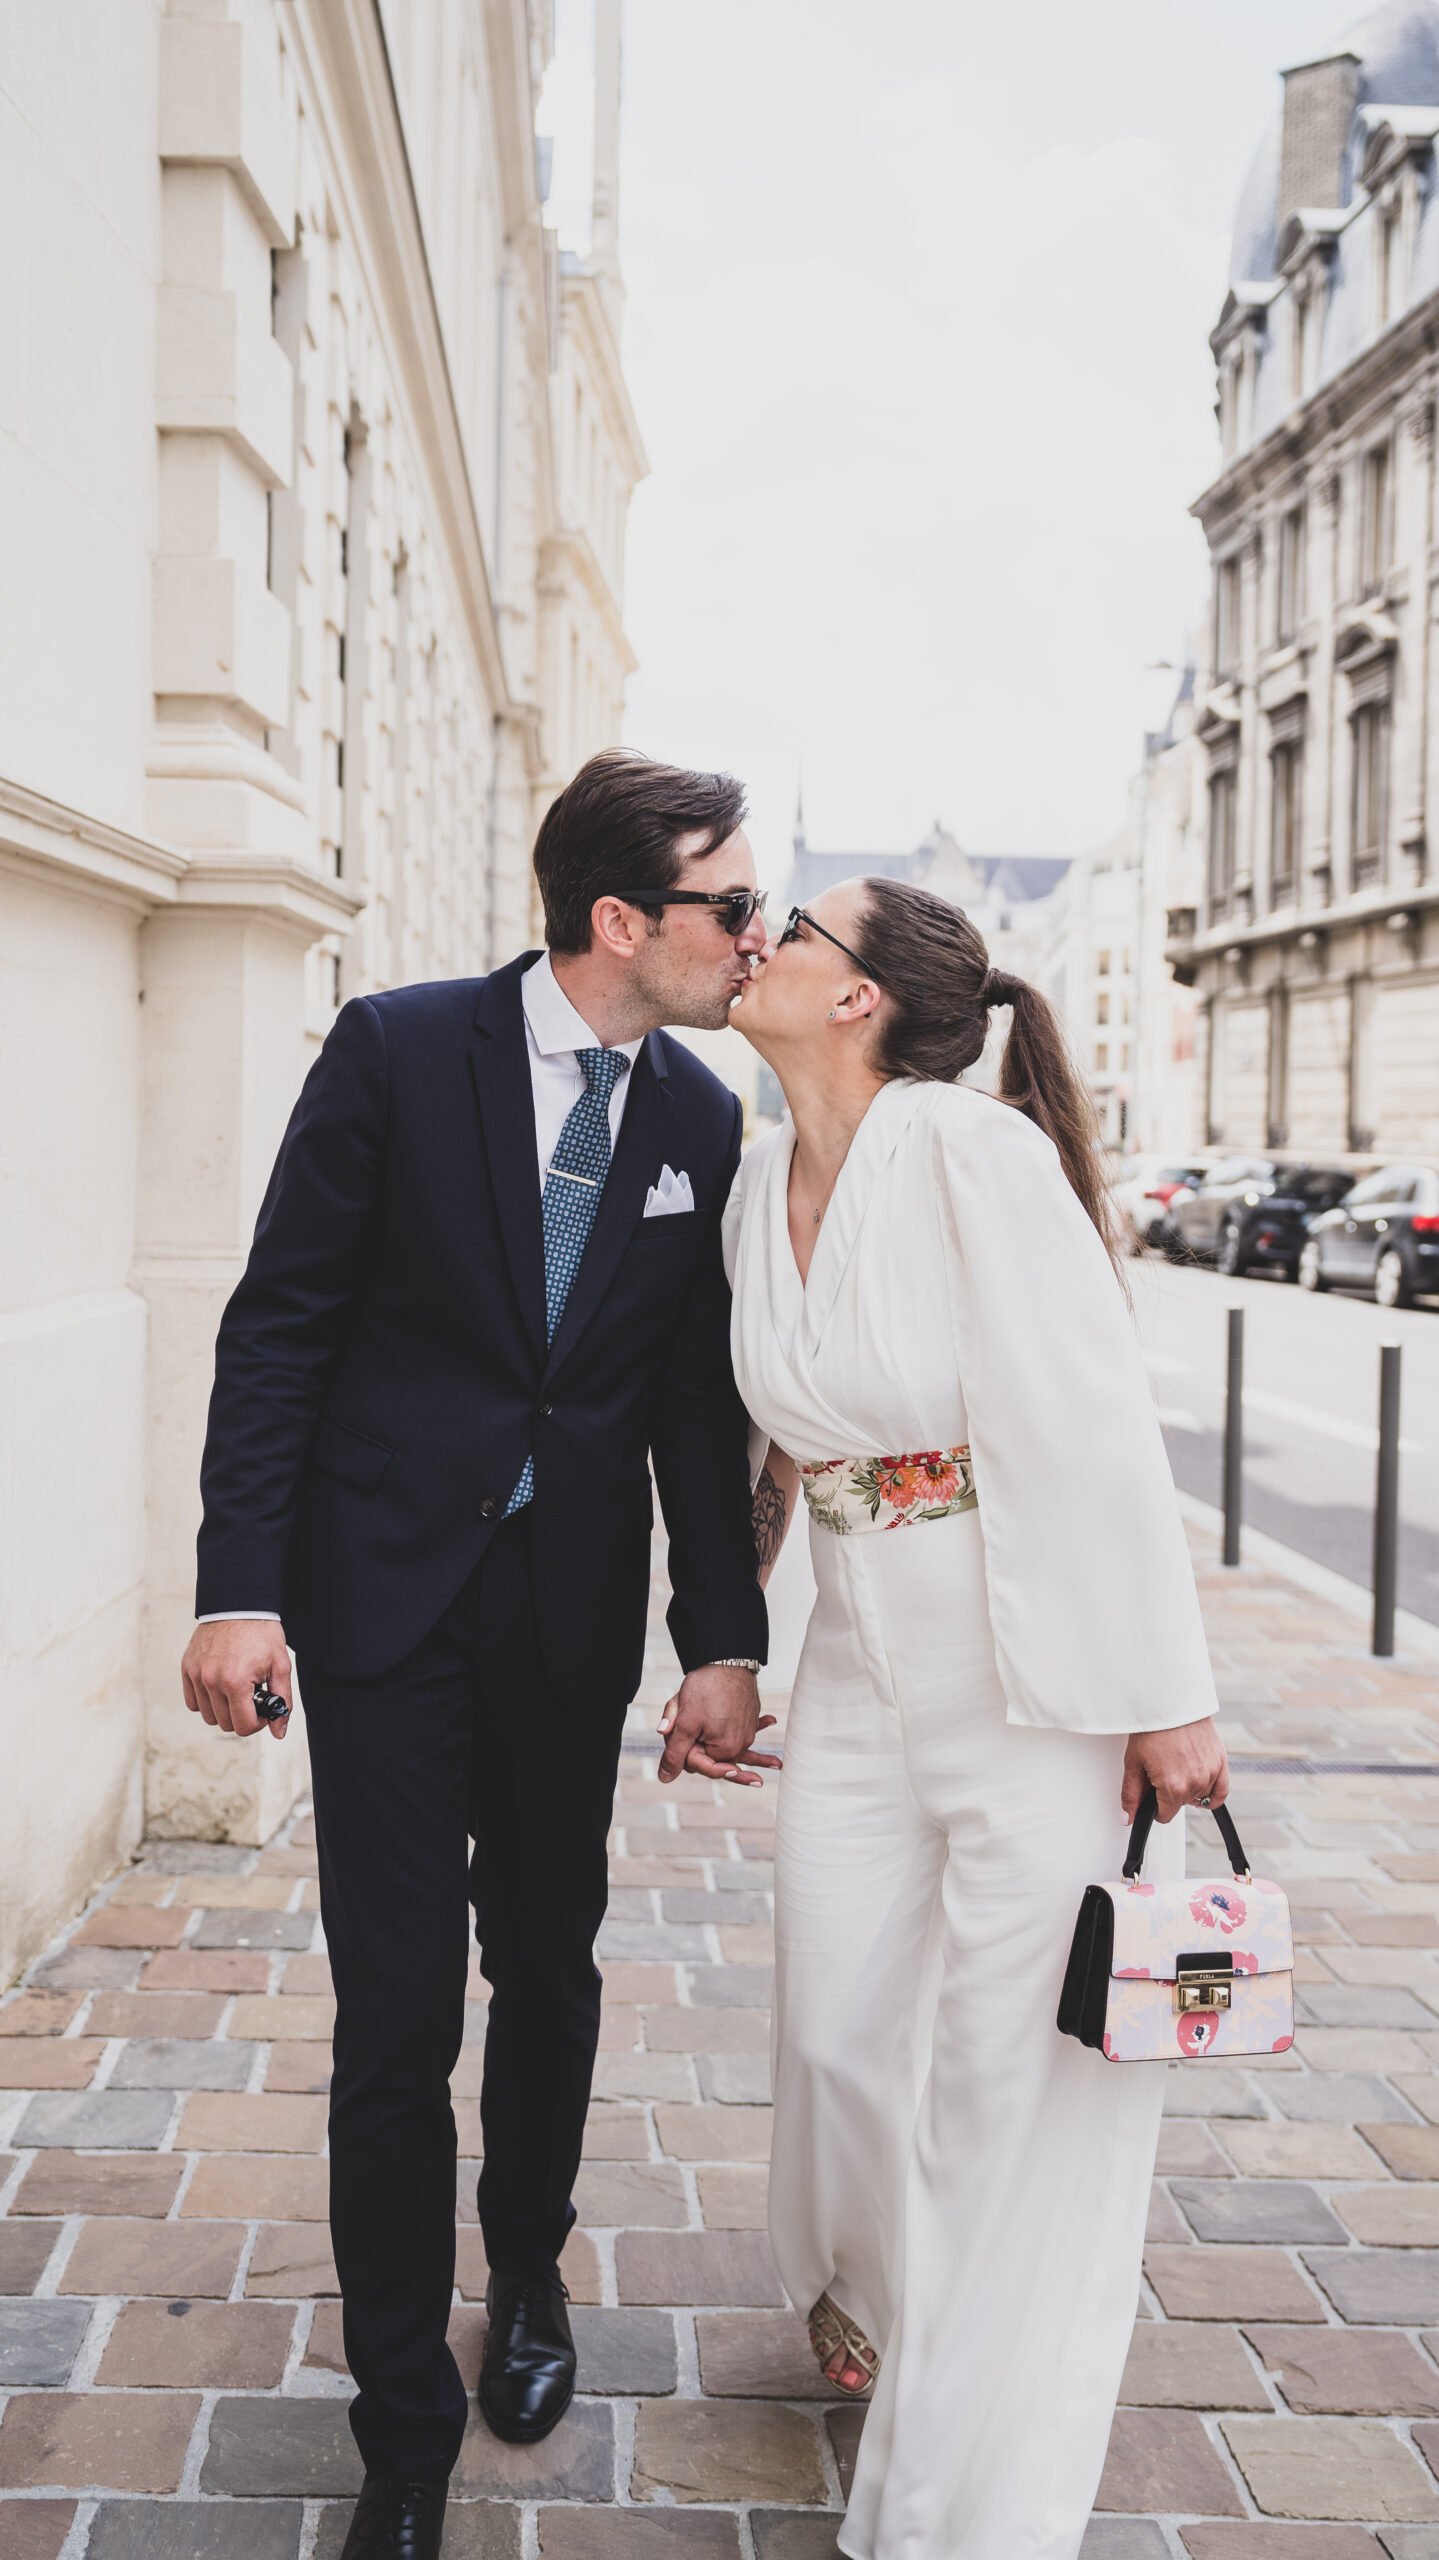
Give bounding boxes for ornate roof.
[1230,0,1439,284]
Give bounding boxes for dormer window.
[1298,283,1322,398]
[1379,189,1410,329]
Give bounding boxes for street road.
[1134,1255,1439,1625]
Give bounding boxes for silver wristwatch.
[707,1657,762,1674]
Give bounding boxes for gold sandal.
[807,2290,880,2395]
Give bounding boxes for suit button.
[479,1498,499,1520]
[538,1401,552,1419]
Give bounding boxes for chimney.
[591,0,623,318]
[1279,51,1360,225]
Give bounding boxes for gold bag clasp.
[1174,1958,1233,2014]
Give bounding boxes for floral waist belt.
[798,1447,977,1536]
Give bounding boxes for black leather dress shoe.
[478,2265,576,2443]
[339,2472,447,2560]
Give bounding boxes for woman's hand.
[1122,1717,1228,1826]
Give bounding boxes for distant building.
[770,815,1078,1122]
[789,814,1070,923]
[1170,0,1439,1161]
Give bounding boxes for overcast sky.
[538,2,1362,880]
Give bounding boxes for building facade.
[0,0,644,1984]
[1170,2,1439,1164]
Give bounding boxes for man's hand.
[1122,1716,1228,1827]
[656,1665,782,1788]
[181,1621,294,1743]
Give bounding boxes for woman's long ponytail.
[978,966,1112,1255]
[854,880,1115,1263]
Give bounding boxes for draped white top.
[722,1076,1217,1738]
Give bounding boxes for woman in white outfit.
[720,878,1226,2560]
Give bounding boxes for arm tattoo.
[752,1466,787,1573]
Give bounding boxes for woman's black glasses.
[615,888,768,938]
[778,906,876,976]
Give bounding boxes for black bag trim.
[1057,1884,1115,2049]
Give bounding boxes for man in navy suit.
[181,751,772,2560]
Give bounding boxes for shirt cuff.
[195,1613,284,1625]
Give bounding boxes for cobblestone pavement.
[5,1518,1439,2557]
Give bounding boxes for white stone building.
[0,0,644,1984]
[1170,1,1439,1162]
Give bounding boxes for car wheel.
[1216,1219,1244,1278]
[1376,1248,1412,1311]
[1297,1240,1327,1293]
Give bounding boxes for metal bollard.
[1223,1305,1244,1568]
[1373,1340,1402,1657]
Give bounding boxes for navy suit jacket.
[195,952,768,1701]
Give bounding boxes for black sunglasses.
[778,905,877,977]
[614,888,768,938]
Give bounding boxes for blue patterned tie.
[505,1044,632,1515]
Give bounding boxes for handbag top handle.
[1122,1785,1251,1885]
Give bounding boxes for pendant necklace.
[794,1152,830,1227]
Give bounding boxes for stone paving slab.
[4,1515,1439,2551]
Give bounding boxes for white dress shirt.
[521,949,644,1177]
[199,954,643,1625]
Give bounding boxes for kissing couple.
[183,749,1223,2560]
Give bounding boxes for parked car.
[1298,1165,1439,1307]
[1110,1155,1210,1253]
[1161,1157,1353,1279]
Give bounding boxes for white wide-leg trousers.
[768,1511,1180,2560]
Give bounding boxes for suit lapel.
[469,954,546,1365]
[543,1030,672,1386]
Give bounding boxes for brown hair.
[853,877,1114,1256]
[533,748,748,954]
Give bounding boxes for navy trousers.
[300,1510,626,2480]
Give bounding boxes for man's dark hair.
[532,748,749,955]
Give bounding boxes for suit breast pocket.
[308,1416,394,1493]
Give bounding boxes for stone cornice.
[0,776,362,944]
[1169,876,1439,971]
[1193,291,1439,534]
[540,523,638,669]
[174,850,365,942]
[0,777,188,913]
[561,270,649,487]
[287,0,515,715]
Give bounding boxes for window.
[1381,202,1408,328]
[1096,992,1110,1026]
[1096,949,1111,977]
[1352,699,1391,884]
[1360,445,1391,595]
[1208,768,1237,917]
[1277,507,1305,641]
[1094,1043,1109,1072]
[1293,286,1322,401]
[1215,555,1241,674]
[1270,738,1302,903]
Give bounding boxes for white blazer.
[722,1076,1218,1738]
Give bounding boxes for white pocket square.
[644,1165,695,1218]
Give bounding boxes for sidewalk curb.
[1177,1488,1439,1665]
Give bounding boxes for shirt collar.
[522,951,644,1065]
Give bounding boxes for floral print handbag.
[1057,1789,1294,2062]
